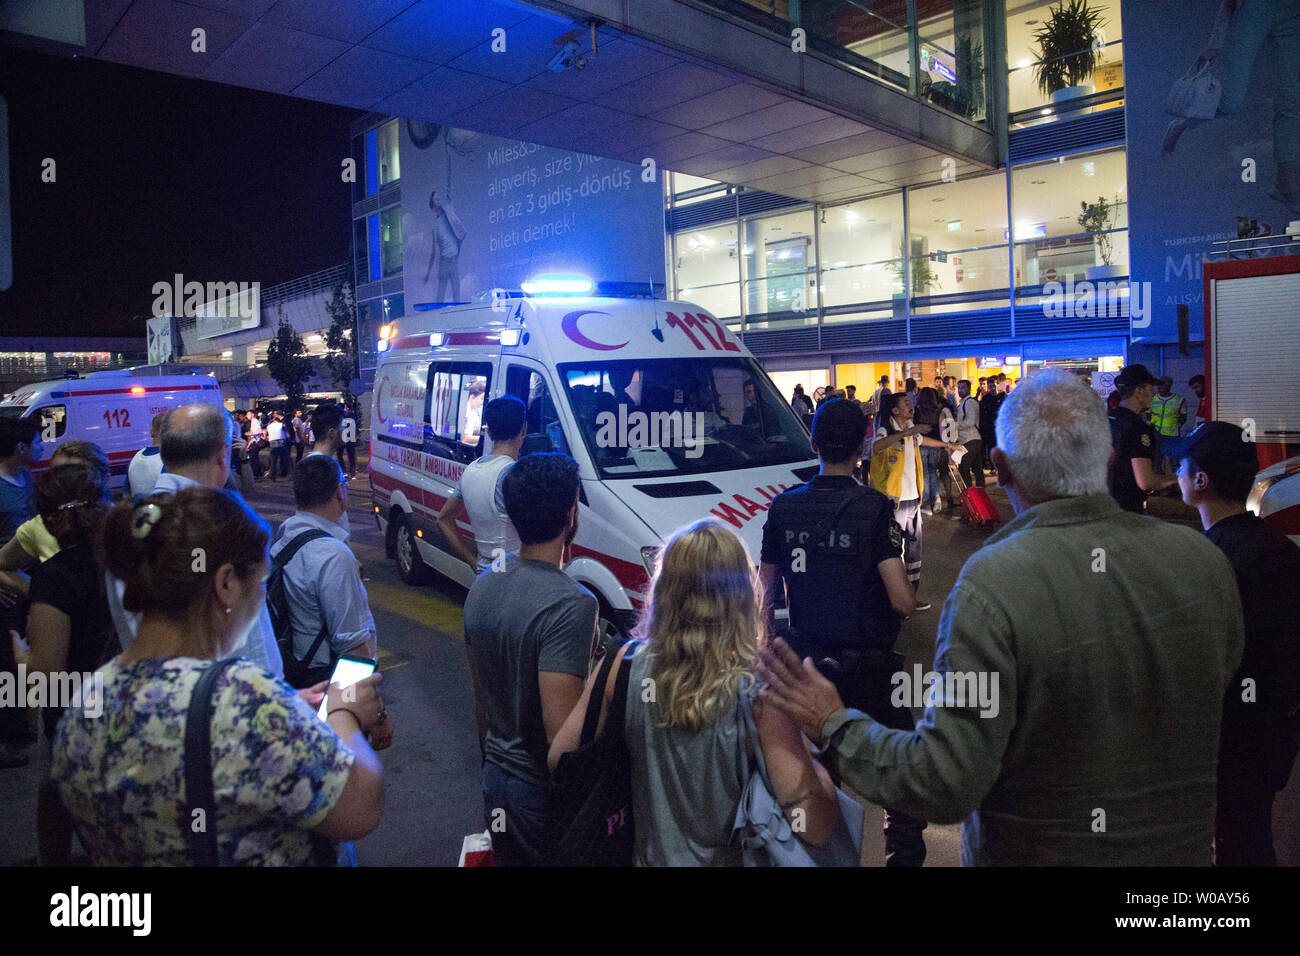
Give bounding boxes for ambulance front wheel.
[395,514,433,585]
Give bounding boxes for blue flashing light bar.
[521,274,594,296]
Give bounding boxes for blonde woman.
[548,519,839,865]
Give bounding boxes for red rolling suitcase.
[948,459,999,527]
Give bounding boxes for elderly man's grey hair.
[161,403,234,469]
[994,368,1110,502]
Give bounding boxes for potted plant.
[1032,0,1108,107]
[892,235,942,314]
[1078,196,1122,279]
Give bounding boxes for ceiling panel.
[204,22,349,93]
[650,83,785,128]
[259,0,416,44]
[786,129,908,164]
[599,64,735,116]
[648,132,735,165]
[828,141,937,173]
[96,0,247,77]
[376,67,513,122]
[442,85,575,134]
[666,142,773,176]
[700,100,836,141]
[363,0,532,63]
[748,115,871,154]
[511,102,637,143]
[709,154,809,183]
[291,44,433,110]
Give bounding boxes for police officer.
[758,398,925,866]
[1108,364,1178,512]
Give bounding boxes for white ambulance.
[369,276,818,639]
[0,369,224,488]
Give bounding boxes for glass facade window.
[379,207,403,279]
[1006,0,1124,118]
[1011,148,1128,289]
[740,209,816,328]
[353,218,369,283]
[673,222,740,321]
[376,120,400,188]
[358,294,403,373]
[818,193,905,320]
[907,171,1009,312]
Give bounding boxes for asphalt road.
[0,457,1294,866]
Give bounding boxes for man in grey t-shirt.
[464,453,597,866]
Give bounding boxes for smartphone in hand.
[317,655,378,721]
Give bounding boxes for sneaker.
[914,600,933,612]
[920,507,934,517]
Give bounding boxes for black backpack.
[267,529,334,689]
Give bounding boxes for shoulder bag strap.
[271,529,331,572]
[603,641,639,739]
[184,658,239,867]
[738,687,771,784]
[579,640,624,745]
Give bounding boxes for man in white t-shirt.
[266,411,291,481]
[437,395,527,573]
[127,412,167,499]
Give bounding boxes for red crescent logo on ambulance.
[375,377,388,424]
[561,310,625,351]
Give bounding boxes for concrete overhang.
[13,0,996,201]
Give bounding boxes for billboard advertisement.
[146,315,173,364]
[1123,0,1300,342]
[398,121,665,307]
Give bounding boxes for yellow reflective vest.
[1148,393,1185,437]
[869,422,924,501]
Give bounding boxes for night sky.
[0,47,363,339]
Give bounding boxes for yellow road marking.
[367,579,466,637]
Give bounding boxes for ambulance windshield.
[559,357,813,479]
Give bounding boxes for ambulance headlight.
[429,332,445,347]
[521,274,593,296]
[500,329,521,346]
[640,546,661,578]
[377,339,388,352]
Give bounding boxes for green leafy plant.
[265,306,314,410]
[894,235,941,296]
[1077,196,1115,265]
[322,280,358,411]
[1032,0,1108,96]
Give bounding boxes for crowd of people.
[0,403,389,867]
[0,360,1296,869]
[462,368,1297,866]
[198,404,361,491]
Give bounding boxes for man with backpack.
[268,454,378,693]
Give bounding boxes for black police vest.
[772,481,898,648]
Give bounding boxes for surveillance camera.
[547,39,582,72]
